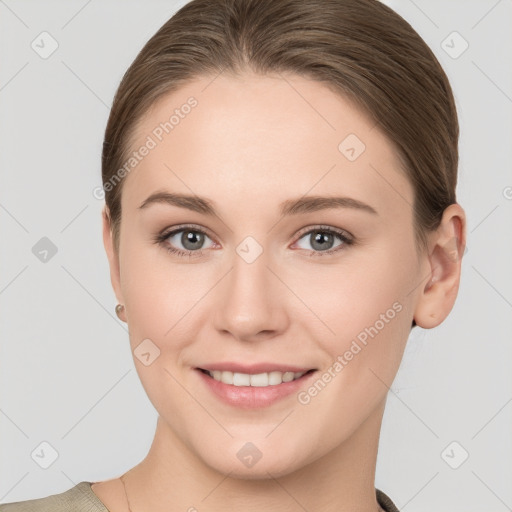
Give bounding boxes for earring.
[115,303,125,320]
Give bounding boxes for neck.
[121,399,387,512]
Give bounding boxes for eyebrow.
[138,191,378,216]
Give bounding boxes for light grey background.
[1,1,511,511]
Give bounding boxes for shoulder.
[0,482,109,512]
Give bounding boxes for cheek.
[120,238,204,332]
[118,245,200,420]
[290,265,411,441]
[298,243,415,377]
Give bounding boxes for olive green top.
[0,481,400,511]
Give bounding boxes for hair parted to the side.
[102,0,460,329]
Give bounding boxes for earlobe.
[102,206,125,312]
[413,203,467,329]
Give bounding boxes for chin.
[206,455,301,480]
[195,438,310,480]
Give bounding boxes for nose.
[212,246,289,342]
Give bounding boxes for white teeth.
[249,373,268,387]
[206,369,308,387]
[283,372,295,382]
[233,372,250,386]
[268,371,282,385]
[220,371,233,385]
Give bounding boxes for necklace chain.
[120,473,134,512]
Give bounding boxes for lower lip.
[195,369,317,409]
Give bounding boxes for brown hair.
[102,0,459,276]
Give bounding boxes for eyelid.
[293,224,354,243]
[159,223,217,242]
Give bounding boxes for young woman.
[0,0,466,510]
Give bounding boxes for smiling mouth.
[197,368,316,387]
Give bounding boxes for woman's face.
[104,71,435,477]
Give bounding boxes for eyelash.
[153,224,355,259]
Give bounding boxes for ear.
[413,203,467,329]
[102,206,126,322]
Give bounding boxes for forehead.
[121,71,413,220]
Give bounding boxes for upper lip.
[196,362,316,374]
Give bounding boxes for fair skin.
[94,71,466,512]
